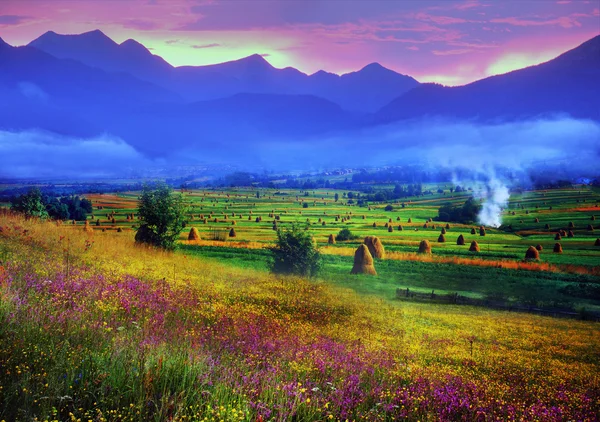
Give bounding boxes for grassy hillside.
[0,208,599,421]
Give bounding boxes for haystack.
[469,241,480,252]
[418,240,432,254]
[568,222,575,228]
[471,228,477,235]
[554,232,562,240]
[372,222,377,228]
[364,236,385,259]
[534,218,539,223]
[350,245,377,275]
[229,228,236,238]
[408,218,412,223]
[595,238,600,246]
[423,223,428,229]
[396,217,401,221]
[388,225,394,233]
[567,230,574,238]
[587,224,594,231]
[441,228,446,234]
[545,224,550,229]
[479,226,486,236]
[438,234,446,243]
[117,227,123,233]
[328,234,335,244]
[457,234,465,245]
[445,223,450,230]
[398,225,403,231]
[525,246,540,260]
[188,227,201,241]
[553,243,563,253]
[535,244,543,251]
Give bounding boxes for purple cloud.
[191,43,220,49]
[0,15,30,26]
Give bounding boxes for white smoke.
[475,177,510,228]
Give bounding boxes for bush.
[135,183,188,250]
[384,204,394,212]
[269,223,321,277]
[336,228,358,241]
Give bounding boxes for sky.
[0,0,598,86]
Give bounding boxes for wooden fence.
[395,288,600,322]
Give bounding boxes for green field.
[71,184,600,312]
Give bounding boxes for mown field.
[0,184,599,421]
[83,185,600,311]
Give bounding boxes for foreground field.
[1,210,599,421]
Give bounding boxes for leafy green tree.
[135,183,188,250]
[270,223,321,277]
[10,188,49,219]
[438,197,481,224]
[334,193,339,202]
[335,228,358,241]
[45,198,70,220]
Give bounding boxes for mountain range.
[1,30,599,163]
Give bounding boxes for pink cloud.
[432,48,474,56]
[407,46,419,50]
[491,16,583,28]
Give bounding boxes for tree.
[135,183,188,250]
[437,197,481,224]
[334,193,339,202]
[10,188,49,219]
[269,223,321,277]
[384,204,394,211]
[336,228,358,241]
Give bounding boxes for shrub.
[269,223,321,277]
[336,230,358,245]
[384,204,394,212]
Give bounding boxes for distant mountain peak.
[30,29,117,49]
[361,62,386,71]
[120,38,149,53]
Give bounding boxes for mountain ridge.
[25,30,419,112]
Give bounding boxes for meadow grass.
[1,209,599,421]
